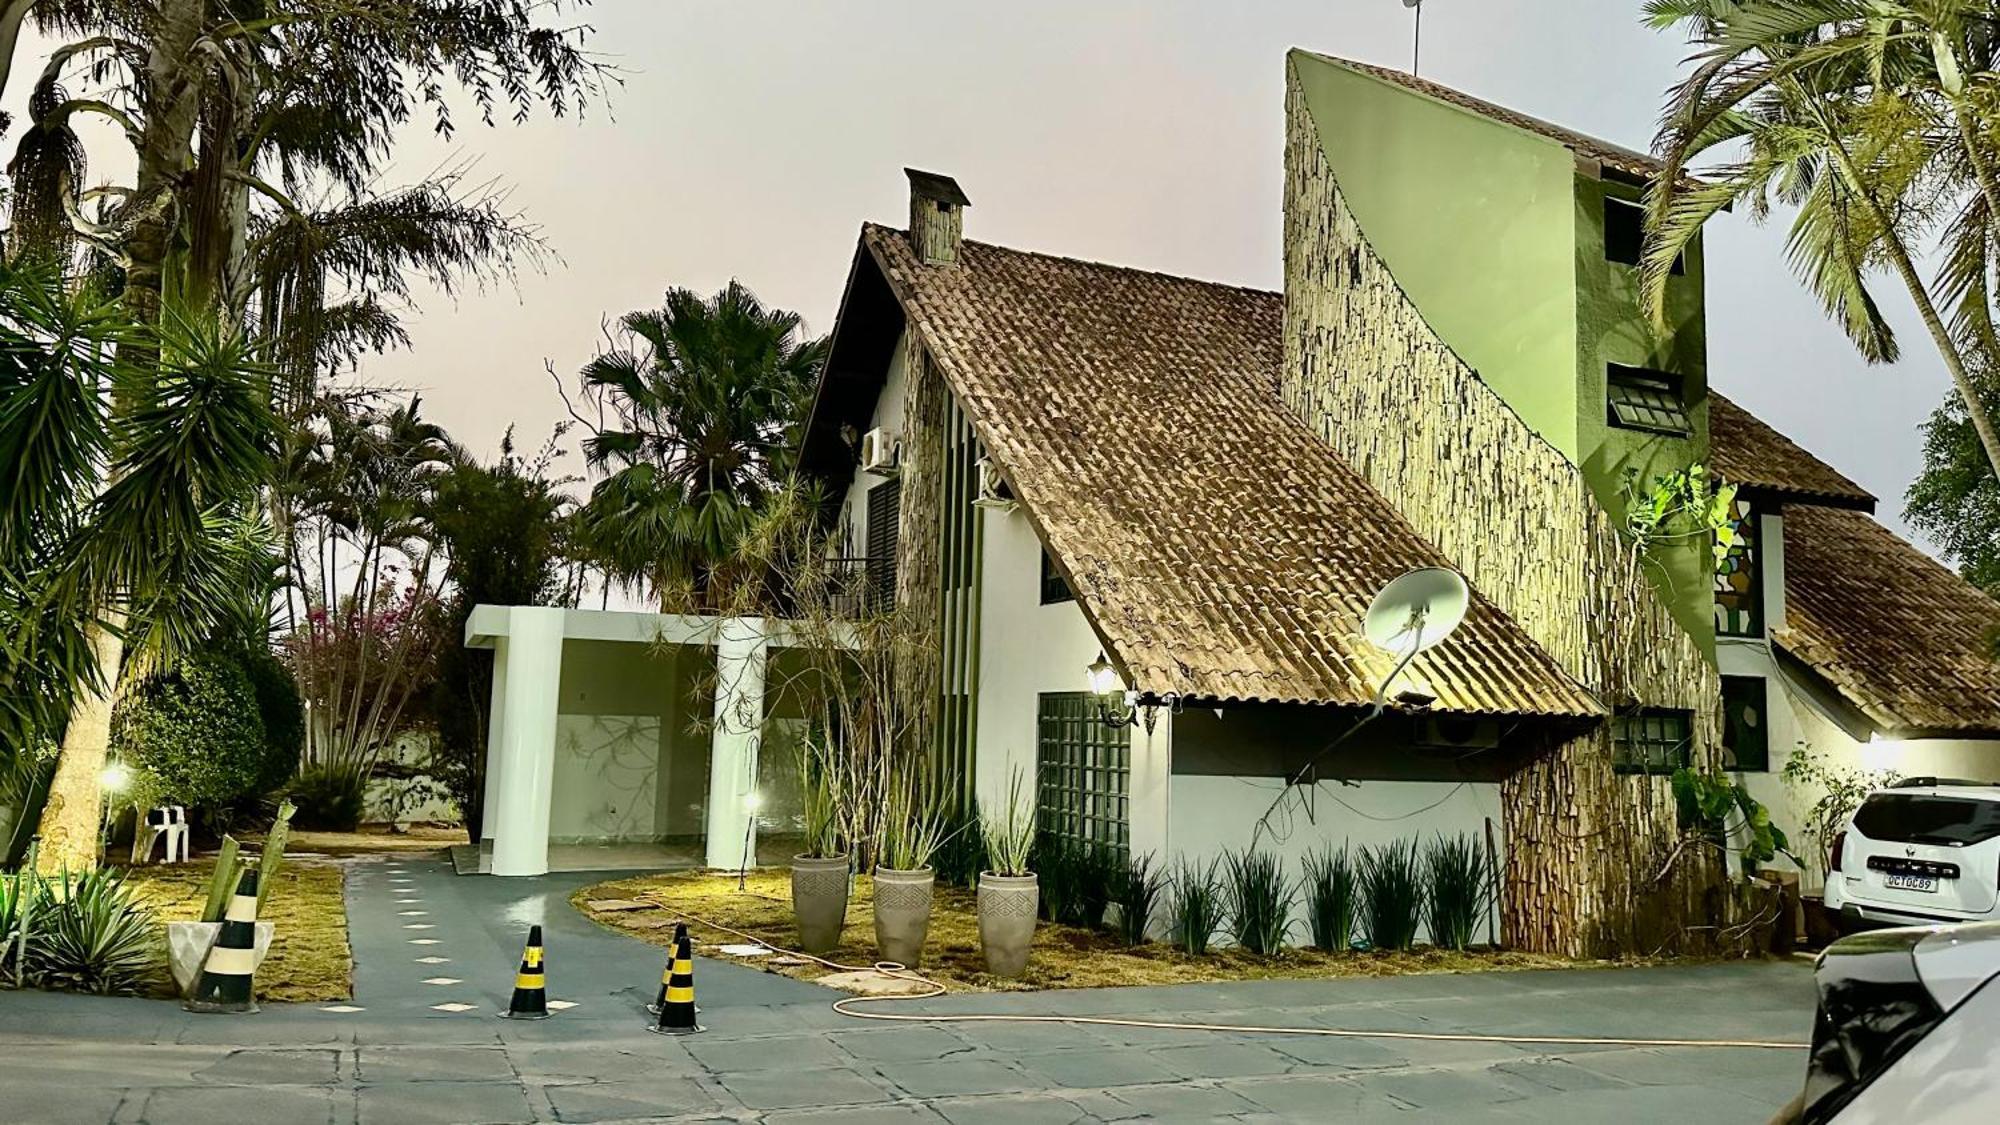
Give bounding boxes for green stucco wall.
[1574,179,1714,654]
[1290,50,1581,456]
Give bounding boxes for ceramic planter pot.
[165,921,277,996]
[871,866,935,968]
[977,872,1039,978]
[791,854,851,954]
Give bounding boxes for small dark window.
[865,479,900,611]
[1607,364,1692,436]
[1612,708,1692,774]
[1603,197,1683,273]
[1721,676,1769,772]
[1040,545,1074,605]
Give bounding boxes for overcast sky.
[19,1,1960,549]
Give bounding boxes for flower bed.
[575,870,1592,994]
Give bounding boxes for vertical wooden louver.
[866,478,900,612]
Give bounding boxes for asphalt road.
[0,855,1817,1123]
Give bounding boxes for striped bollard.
[184,868,259,1014]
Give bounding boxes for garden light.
[101,762,132,792]
[1085,652,1120,697]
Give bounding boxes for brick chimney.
[906,168,970,266]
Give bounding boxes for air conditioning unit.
[859,427,900,473]
[1416,716,1501,752]
[972,455,1016,510]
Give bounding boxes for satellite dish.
[1362,567,1469,657]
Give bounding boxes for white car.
[1787,921,2000,1123]
[1824,779,2000,928]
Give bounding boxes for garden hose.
[659,907,1811,1052]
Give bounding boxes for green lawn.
[124,857,353,1002]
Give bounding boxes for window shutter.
[866,479,900,610]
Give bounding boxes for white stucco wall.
[1167,774,1502,945]
[547,639,710,843]
[970,500,1168,859]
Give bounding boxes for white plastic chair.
[143,805,189,864]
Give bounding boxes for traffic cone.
[500,924,550,1020]
[647,923,688,1015]
[647,927,702,1034]
[185,868,259,1014]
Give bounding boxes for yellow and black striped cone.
[500,924,550,1020]
[647,927,702,1034]
[185,868,259,1014]
[646,923,688,1015]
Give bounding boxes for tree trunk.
[0,0,36,111]
[33,619,124,873]
[121,0,207,326]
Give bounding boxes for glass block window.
[1721,676,1770,773]
[1612,708,1693,775]
[1713,496,1763,638]
[1607,364,1691,436]
[1039,545,1074,605]
[1035,693,1128,853]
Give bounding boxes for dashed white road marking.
[420,977,463,986]
[429,1002,476,1013]
[319,1005,365,1013]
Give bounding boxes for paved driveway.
[0,855,1815,1123]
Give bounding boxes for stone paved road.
[0,855,1816,1123]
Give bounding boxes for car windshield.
[1853,794,2000,847]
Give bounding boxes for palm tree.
[0,263,278,869]
[1642,1,2000,478]
[569,282,829,612]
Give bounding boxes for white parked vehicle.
[1823,779,2000,929]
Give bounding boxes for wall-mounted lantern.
[1086,651,1180,734]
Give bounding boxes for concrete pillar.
[705,616,768,870]
[479,633,511,842]
[491,607,565,877]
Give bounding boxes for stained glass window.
[1721,676,1769,772]
[1713,496,1763,638]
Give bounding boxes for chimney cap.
[905,168,970,208]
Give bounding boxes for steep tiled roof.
[1709,392,1875,510]
[860,224,1600,716]
[1306,52,1673,184]
[1778,505,2000,737]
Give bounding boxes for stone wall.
[1281,68,1729,957]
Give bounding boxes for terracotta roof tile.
[1709,392,1875,509]
[1778,505,2000,737]
[1305,52,1674,184]
[861,224,1600,717]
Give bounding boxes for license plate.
[1886,874,1938,893]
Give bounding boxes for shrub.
[1033,835,1079,923]
[24,867,160,995]
[1169,859,1224,955]
[933,800,987,887]
[240,646,305,795]
[1359,839,1425,951]
[285,762,369,831]
[113,652,268,809]
[1224,849,1294,956]
[1423,833,1491,951]
[1302,845,1359,952]
[981,773,1033,878]
[1113,852,1167,944]
[1074,843,1122,929]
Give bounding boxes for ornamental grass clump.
[23,867,160,996]
[932,799,987,887]
[981,776,1034,878]
[1358,839,1424,951]
[1113,852,1167,945]
[1169,859,1224,955]
[1302,845,1359,952]
[1224,848,1294,956]
[1075,842,1122,929]
[1032,835,1079,923]
[1423,833,1491,951]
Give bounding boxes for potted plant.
[873,773,945,968]
[790,740,849,954]
[977,773,1037,977]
